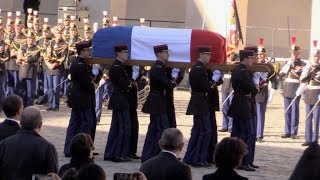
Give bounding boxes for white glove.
[300,63,312,81]
[295,83,307,96]
[91,64,100,76]
[268,88,275,103]
[98,78,106,87]
[318,94,320,100]
[212,70,221,82]
[171,68,180,79]
[67,74,71,80]
[132,66,140,80]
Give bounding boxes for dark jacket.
[186,61,214,115]
[0,129,58,180]
[19,44,40,79]
[142,60,176,114]
[228,63,258,120]
[140,152,191,180]
[0,119,20,141]
[69,56,95,109]
[108,60,132,110]
[206,69,223,112]
[203,169,248,180]
[59,157,94,176]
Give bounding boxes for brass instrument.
[17,48,40,66]
[45,42,68,69]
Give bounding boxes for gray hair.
[159,128,184,151]
[20,106,43,130]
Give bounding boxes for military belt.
[191,92,208,96]
[285,78,300,83]
[234,93,251,98]
[307,85,320,90]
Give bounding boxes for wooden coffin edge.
[87,57,275,72]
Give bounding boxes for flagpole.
[201,7,206,30]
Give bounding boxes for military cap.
[76,41,92,52]
[290,36,301,52]
[0,27,5,34]
[55,27,64,33]
[64,14,71,21]
[70,23,77,30]
[42,24,51,32]
[153,44,169,54]
[244,46,258,54]
[84,25,92,32]
[257,37,267,54]
[7,19,14,25]
[312,40,320,56]
[239,50,254,62]
[197,45,212,54]
[113,44,128,52]
[15,19,23,26]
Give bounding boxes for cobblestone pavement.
[1,90,307,179]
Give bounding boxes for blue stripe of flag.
[92,26,133,58]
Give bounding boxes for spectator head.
[70,133,94,159]
[214,137,247,170]
[77,164,106,180]
[159,128,184,154]
[289,142,320,180]
[20,106,43,131]
[2,95,23,119]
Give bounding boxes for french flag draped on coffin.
[92,26,226,64]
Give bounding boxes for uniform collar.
[161,150,177,158]
[156,59,166,66]
[197,60,206,66]
[115,59,125,65]
[5,118,20,125]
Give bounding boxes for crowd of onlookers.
[0,95,319,180]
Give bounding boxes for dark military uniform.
[7,32,25,95]
[228,63,258,167]
[220,71,233,132]
[0,40,10,104]
[18,44,40,106]
[125,65,142,158]
[302,64,320,144]
[165,67,184,128]
[206,69,223,163]
[104,59,132,161]
[64,55,96,156]
[141,60,176,162]
[280,59,306,136]
[183,60,214,165]
[45,39,68,110]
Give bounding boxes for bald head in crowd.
[159,128,184,153]
[20,106,43,131]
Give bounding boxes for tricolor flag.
[92,26,226,64]
[226,0,241,61]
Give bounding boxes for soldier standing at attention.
[279,37,306,139]
[228,50,259,171]
[183,46,215,167]
[64,41,96,157]
[141,44,177,163]
[301,42,320,146]
[104,45,133,162]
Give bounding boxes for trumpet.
[17,48,40,66]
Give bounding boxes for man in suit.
[0,95,23,141]
[228,50,259,171]
[183,46,215,167]
[140,128,191,180]
[141,44,177,162]
[0,106,58,179]
[104,44,133,162]
[64,41,96,157]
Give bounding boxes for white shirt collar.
[5,118,20,124]
[162,150,177,158]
